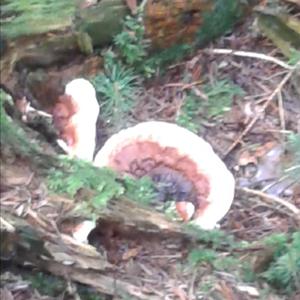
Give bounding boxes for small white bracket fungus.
[54,78,100,162]
[72,220,96,244]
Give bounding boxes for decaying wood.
[0,211,160,299]
[0,98,191,298]
[1,163,191,299]
[43,261,161,300]
[0,0,252,107]
[100,197,183,234]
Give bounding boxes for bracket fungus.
[94,121,235,229]
[52,79,235,229]
[52,78,99,161]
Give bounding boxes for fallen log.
[0,211,161,299]
[0,95,192,298]
[0,0,254,103]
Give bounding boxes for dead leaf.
[172,286,187,300]
[254,141,277,158]
[122,246,142,260]
[238,142,277,166]
[238,149,258,166]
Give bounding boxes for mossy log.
[0,211,161,299]
[1,0,250,47]
[1,148,190,299]
[0,91,185,240]
[0,0,254,91]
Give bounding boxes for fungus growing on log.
[52,78,99,161]
[94,121,235,229]
[52,79,234,229]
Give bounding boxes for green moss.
[0,90,39,156]
[213,255,240,272]
[176,93,203,133]
[146,44,192,71]
[196,0,243,46]
[188,248,217,266]
[78,287,105,300]
[47,159,124,213]
[123,176,156,205]
[204,79,245,118]
[241,262,257,283]
[92,51,141,130]
[47,157,157,216]
[26,272,66,297]
[114,14,147,66]
[176,79,245,132]
[1,0,76,38]
[27,272,105,299]
[261,232,300,293]
[184,226,239,250]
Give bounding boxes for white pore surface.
[72,220,96,244]
[185,202,196,221]
[94,121,235,229]
[63,78,100,161]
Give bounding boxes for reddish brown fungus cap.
[94,121,235,229]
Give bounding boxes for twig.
[223,63,299,158]
[265,129,293,134]
[188,268,197,300]
[25,172,35,186]
[285,165,300,173]
[26,208,49,229]
[205,48,293,70]
[148,254,182,258]
[261,174,290,193]
[237,187,300,216]
[277,90,285,131]
[139,0,148,13]
[164,80,203,89]
[0,217,15,232]
[27,106,52,118]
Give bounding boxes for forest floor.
[1,6,300,300]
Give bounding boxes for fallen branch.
[237,187,300,216]
[205,48,293,70]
